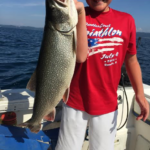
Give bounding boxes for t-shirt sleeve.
[127,16,137,55]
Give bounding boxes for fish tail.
[18,119,41,133]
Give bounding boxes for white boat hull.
[0,84,150,150]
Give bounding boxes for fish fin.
[43,108,56,122]
[26,70,37,92]
[63,88,70,103]
[18,119,41,134]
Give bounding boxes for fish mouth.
[54,0,68,7]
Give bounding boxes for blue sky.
[0,0,150,32]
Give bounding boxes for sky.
[0,0,150,32]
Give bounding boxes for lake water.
[0,26,150,89]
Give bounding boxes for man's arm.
[125,53,149,121]
[74,0,88,63]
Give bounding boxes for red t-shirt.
[67,7,137,115]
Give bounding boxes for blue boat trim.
[0,125,59,150]
[132,110,150,125]
[0,134,50,150]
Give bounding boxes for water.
[136,32,150,86]
[0,26,42,89]
[0,25,150,89]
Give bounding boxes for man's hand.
[136,95,149,121]
[125,54,149,122]
[73,0,88,63]
[74,0,85,15]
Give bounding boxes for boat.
[0,82,150,150]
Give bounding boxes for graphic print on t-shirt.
[87,23,124,67]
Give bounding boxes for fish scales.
[32,28,76,123]
[19,0,78,133]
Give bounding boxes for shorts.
[55,104,118,150]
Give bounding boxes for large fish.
[20,0,78,133]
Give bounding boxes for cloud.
[0,2,45,7]
[136,27,143,32]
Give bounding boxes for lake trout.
[19,0,78,133]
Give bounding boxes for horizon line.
[0,24,150,33]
